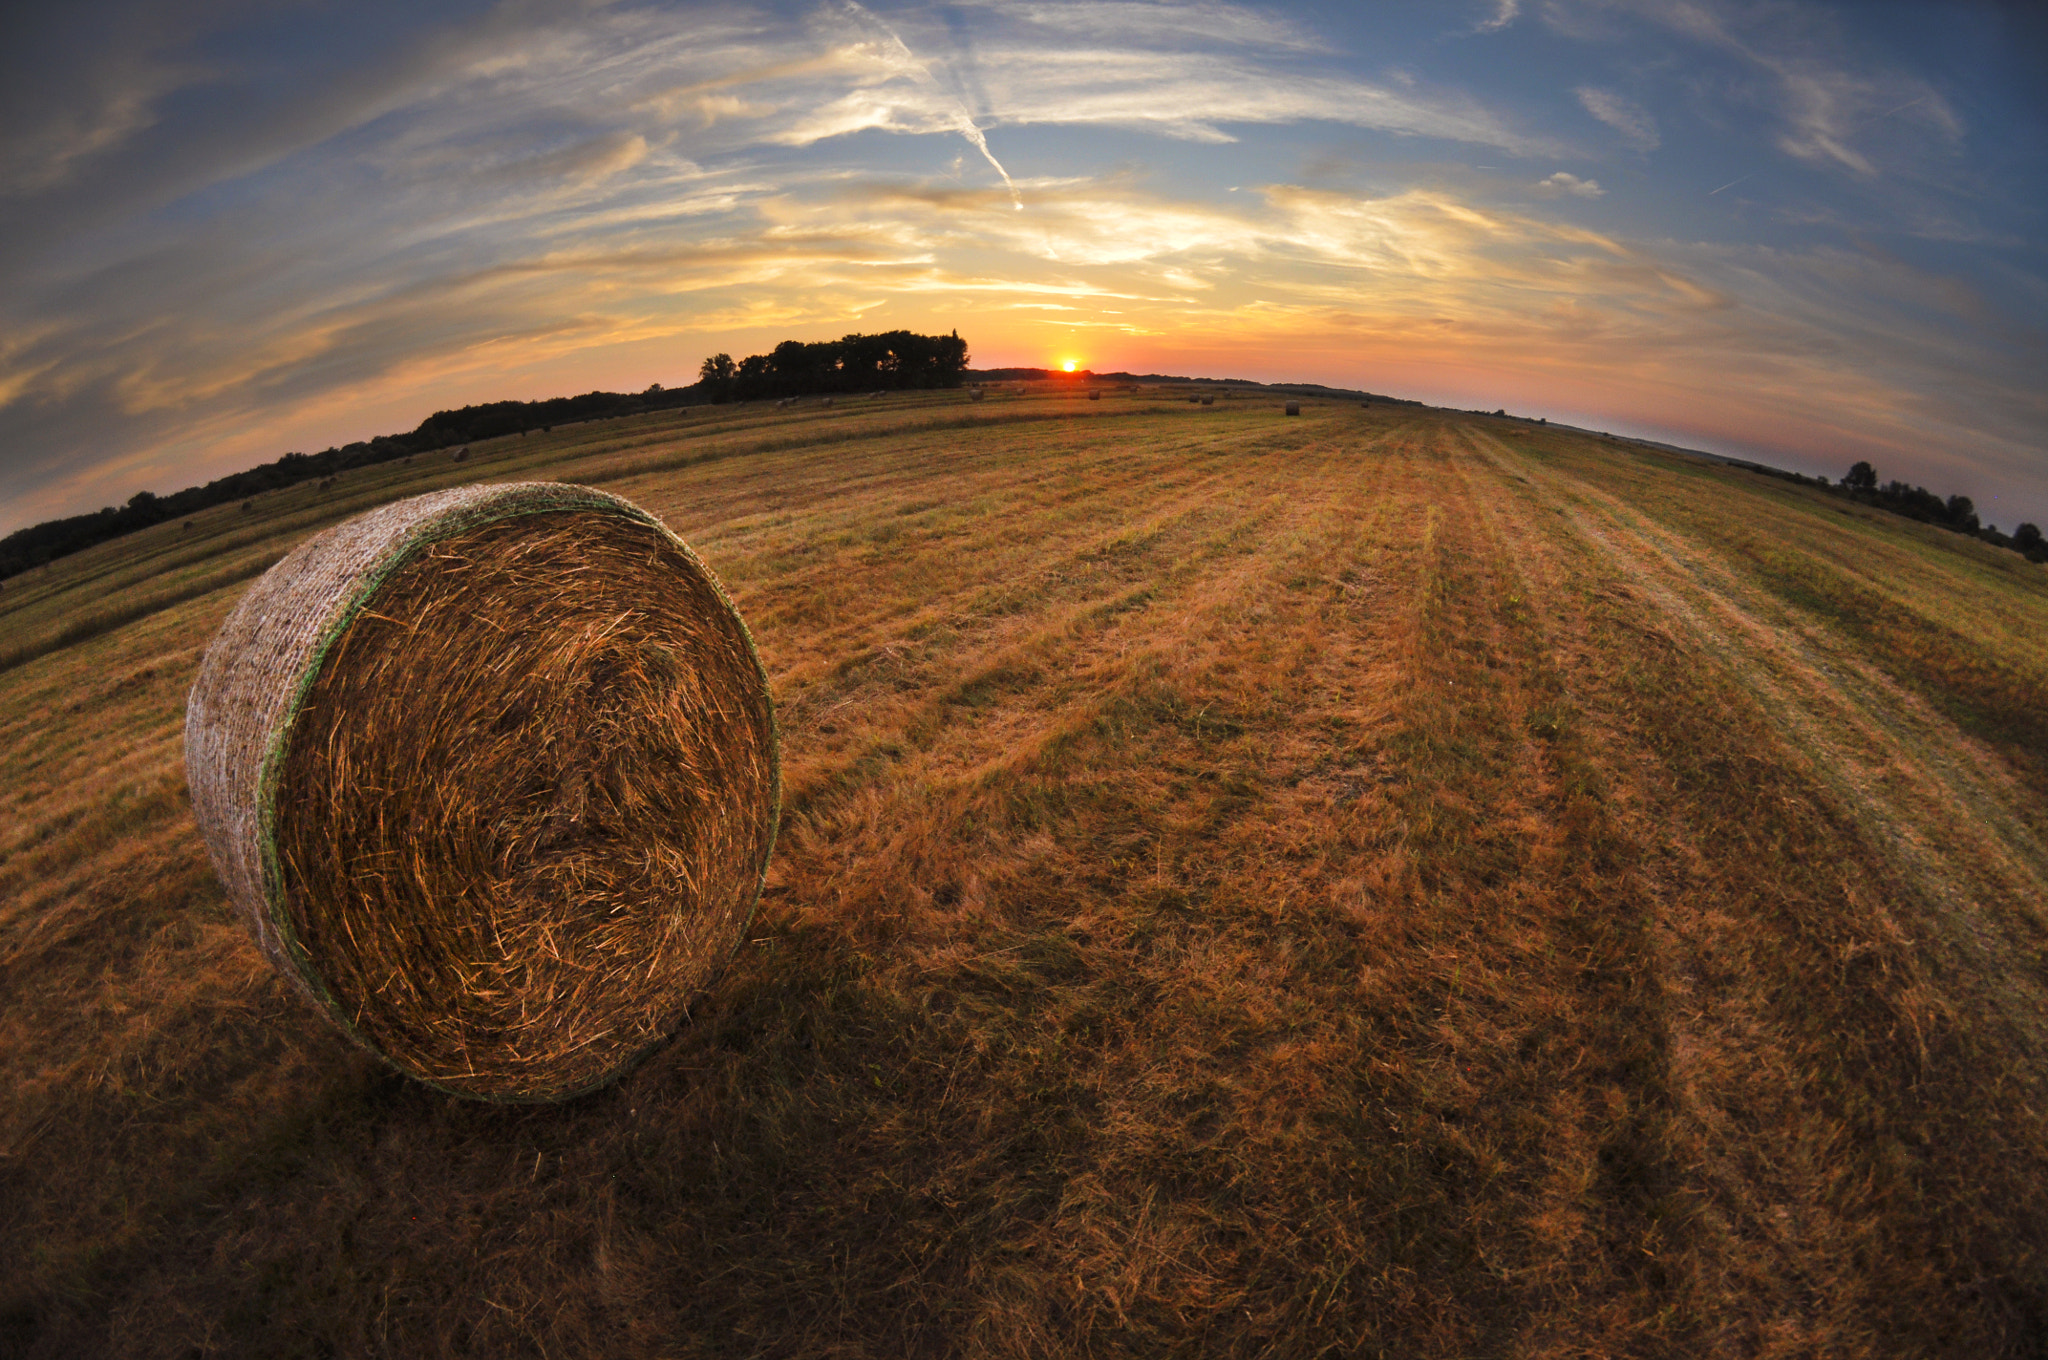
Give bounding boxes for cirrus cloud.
[1575,86,1659,152]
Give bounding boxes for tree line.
[1,328,969,579]
[1835,460,2045,563]
[695,330,969,402]
[0,385,699,579]
[1679,455,2043,566]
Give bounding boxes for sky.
[2,0,2044,535]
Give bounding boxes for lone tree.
[698,353,737,402]
[1843,461,1878,492]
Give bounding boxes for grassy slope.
[3,388,2047,1358]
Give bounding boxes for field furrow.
[3,396,2044,1359]
[1458,421,2048,1355]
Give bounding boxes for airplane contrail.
[844,1,1023,210]
[1708,173,1752,196]
[952,114,1023,210]
[1867,94,1928,124]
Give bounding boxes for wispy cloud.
[786,7,1562,153]
[975,1,1322,51]
[1547,0,1960,178]
[1469,1,1521,35]
[0,1,213,199]
[1575,86,1658,152]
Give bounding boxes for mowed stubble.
[3,388,2046,1358]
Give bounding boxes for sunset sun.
[1062,359,1077,373]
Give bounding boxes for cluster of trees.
[0,383,692,579]
[696,330,969,402]
[1836,461,2046,563]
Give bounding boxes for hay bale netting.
[184,482,779,1102]
[1284,401,1301,416]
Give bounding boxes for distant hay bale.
[1285,401,1301,416]
[969,387,984,402]
[1201,396,1214,406]
[1088,390,1100,401]
[821,396,834,407]
[184,483,779,1102]
[453,447,469,462]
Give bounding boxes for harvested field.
[3,390,2047,1357]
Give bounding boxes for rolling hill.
[4,382,2046,1357]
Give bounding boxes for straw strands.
[184,483,779,1101]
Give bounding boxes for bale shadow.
[3,907,1026,1359]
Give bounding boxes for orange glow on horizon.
[1061,359,1077,373]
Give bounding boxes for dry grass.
[2,390,2045,1357]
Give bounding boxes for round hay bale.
[1284,401,1301,416]
[185,483,779,1102]
[969,387,984,402]
[1088,389,1100,401]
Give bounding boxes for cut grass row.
[3,402,2044,1356]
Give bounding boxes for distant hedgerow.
[1834,460,2045,564]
